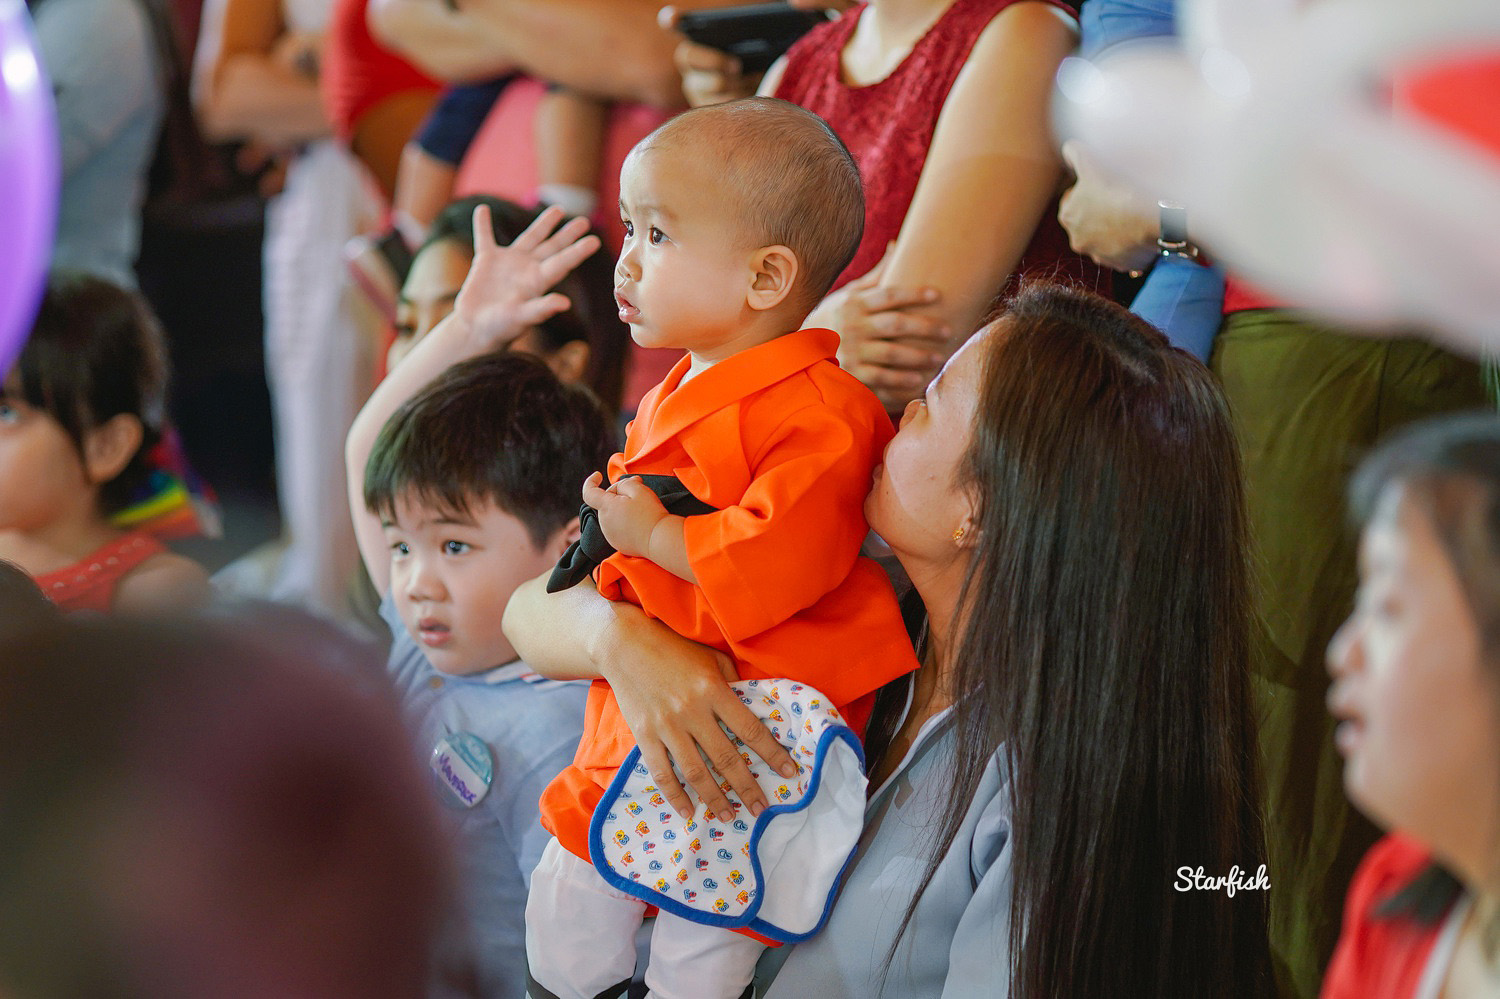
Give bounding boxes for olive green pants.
[1211,311,1487,999]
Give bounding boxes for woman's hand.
[601,610,800,822]
[1057,140,1160,275]
[659,7,762,107]
[808,247,950,412]
[452,203,601,350]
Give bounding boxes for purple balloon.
[0,0,58,376]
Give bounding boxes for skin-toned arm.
[366,0,517,84]
[195,0,329,146]
[114,555,213,614]
[373,0,703,105]
[809,3,1079,411]
[503,573,798,820]
[346,206,600,595]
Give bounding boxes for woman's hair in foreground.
[1349,412,1500,927]
[9,272,170,515]
[890,283,1273,996]
[0,607,447,999]
[424,195,629,414]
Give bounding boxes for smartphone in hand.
[676,3,835,74]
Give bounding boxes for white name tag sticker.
[430,731,494,809]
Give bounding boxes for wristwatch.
[1157,201,1199,260]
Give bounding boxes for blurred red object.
[1397,53,1500,163]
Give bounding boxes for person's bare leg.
[394,142,460,236]
[350,89,439,200]
[535,87,608,218]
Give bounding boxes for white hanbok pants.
[526,838,764,999]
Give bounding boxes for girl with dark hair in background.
[1324,414,1500,999]
[389,195,628,416]
[506,282,1274,997]
[0,273,208,613]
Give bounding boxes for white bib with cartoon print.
[589,679,867,942]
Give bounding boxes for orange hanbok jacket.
[539,328,920,860]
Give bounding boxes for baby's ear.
[746,245,800,313]
[83,413,145,486]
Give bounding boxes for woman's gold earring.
[952,526,966,543]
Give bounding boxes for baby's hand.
[452,204,601,351]
[583,473,669,560]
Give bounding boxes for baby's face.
[615,144,759,357]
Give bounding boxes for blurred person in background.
[194,0,383,622]
[28,0,174,286]
[0,605,449,999]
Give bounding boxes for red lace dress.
[774,0,1106,296]
[34,531,168,613]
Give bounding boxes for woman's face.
[1327,485,1500,874]
[391,238,587,382]
[865,323,987,564]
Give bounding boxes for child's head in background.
[364,353,615,675]
[0,608,447,999]
[613,97,864,360]
[0,272,168,536]
[1328,412,1500,897]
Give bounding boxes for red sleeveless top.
[34,532,168,613]
[322,0,441,141]
[774,0,1105,296]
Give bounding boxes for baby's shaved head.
[636,97,864,309]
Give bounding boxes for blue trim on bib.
[588,721,865,943]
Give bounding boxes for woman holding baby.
[507,279,1275,997]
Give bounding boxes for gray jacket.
[757,707,1014,998]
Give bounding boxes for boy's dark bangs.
[371,481,480,527]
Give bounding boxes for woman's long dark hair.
[885,283,1272,997]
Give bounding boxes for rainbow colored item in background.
[111,428,222,541]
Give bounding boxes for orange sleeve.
[680,404,879,643]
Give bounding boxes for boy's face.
[615,144,760,357]
[382,494,561,675]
